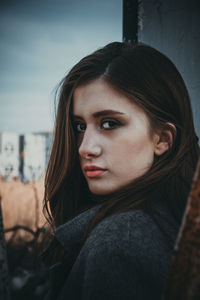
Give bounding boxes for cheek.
[110,134,155,170]
[114,133,151,156]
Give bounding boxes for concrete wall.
[138,0,200,139]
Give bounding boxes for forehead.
[73,79,144,117]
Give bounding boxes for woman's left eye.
[101,120,120,130]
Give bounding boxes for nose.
[78,127,102,159]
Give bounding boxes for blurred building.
[0,132,19,180]
[19,134,46,182]
[0,131,53,182]
[33,131,54,169]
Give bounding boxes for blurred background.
[0,0,122,134]
[0,0,122,233]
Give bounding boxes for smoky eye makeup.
[72,120,86,133]
[72,116,125,134]
[100,118,123,130]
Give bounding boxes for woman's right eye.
[74,122,86,133]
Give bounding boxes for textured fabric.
[47,200,179,300]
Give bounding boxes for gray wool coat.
[47,199,179,300]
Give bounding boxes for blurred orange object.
[0,178,46,242]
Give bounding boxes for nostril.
[79,145,102,158]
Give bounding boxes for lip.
[84,165,107,178]
[84,165,105,171]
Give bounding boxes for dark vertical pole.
[123,0,138,44]
[0,197,10,300]
[19,135,24,182]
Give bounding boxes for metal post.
[123,0,138,44]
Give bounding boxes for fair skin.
[73,78,171,195]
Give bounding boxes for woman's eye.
[73,119,121,133]
[101,120,120,130]
[74,123,86,133]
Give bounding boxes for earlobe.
[154,139,170,156]
[154,123,176,156]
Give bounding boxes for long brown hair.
[43,42,199,263]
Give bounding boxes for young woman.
[43,42,199,300]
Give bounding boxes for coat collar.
[54,204,101,251]
[54,198,178,252]
[49,206,100,293]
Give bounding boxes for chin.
[88,182,117,195]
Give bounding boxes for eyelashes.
[101,119,121,130]
[73,118,122,133]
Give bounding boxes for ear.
[154,123,176,156]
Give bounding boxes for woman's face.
[73,79,159,195]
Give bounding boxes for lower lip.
[85,170,106,178]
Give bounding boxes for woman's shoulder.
[83,201,178,260]
[54,201,179,300]
[55,199,179,256]
[53,198,180,287]
[87,208,156,247]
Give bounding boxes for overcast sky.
[0,0,122,134]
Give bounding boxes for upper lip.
[84,165,106,171]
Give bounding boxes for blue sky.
[0,0,122,133]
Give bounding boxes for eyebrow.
[73,109,125,119]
